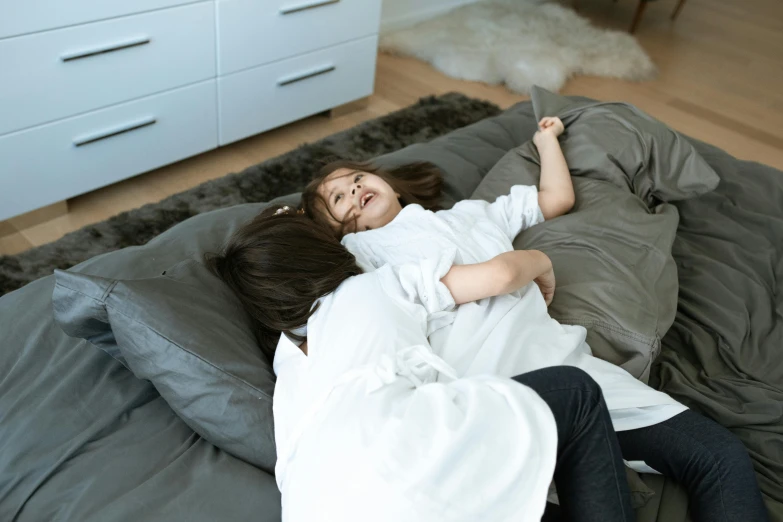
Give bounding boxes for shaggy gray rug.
[0,93,500,296]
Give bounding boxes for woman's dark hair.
[301,160,444,237]
[205,204,362,361]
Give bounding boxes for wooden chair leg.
[671,0,687,20]
[630,0,648,33]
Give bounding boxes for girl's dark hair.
[300,160,444,237]
[205,204,362,361]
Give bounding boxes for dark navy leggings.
[513,367,769,522]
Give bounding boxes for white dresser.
[0,0,381,220]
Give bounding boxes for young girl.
[209,205,638,522]
[300,117,769,522]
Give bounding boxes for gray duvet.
[0,98,780,521]
[650,141,783,520]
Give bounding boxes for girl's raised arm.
[534,116,575,220]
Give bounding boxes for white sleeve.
[271,333,310,486]
[342,233,382,272]
[455,185,545,241]
[375,249,457,337]
[393,247,457,316]
[343,235,456,316]
[489,184,545,239]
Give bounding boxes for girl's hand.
[533,116,565,148]
[533,268,556,306]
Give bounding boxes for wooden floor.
[2,0,781,256]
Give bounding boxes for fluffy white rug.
[380,0,656,93]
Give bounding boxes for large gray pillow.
[472,90,719,381]
[52,259,277,472]
[528,85,720,204]
[476,163,679,380]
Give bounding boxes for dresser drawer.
[218,35,376,145]
[0,0,201,39]
[217,0,381,75]
[0,3,216,137]
[0,81,218,221]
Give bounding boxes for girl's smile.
[319,169,402,232]
[360,191,376,208]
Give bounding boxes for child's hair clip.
[274,205,306,216]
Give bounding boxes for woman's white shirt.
[272,264,558,522]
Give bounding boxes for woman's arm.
[534,117,575,220]
[441,250,554,305]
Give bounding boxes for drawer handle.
[73,116,157,147]
[277,64,336,86]
[280,0,340,15]
[61,35,151,62]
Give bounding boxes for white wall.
[381,0,481,32]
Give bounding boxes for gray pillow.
[474,90,719,502]
[474,159,679,381]
[528,85,720,204]
[472,89,719,381]
[52,259,276,472]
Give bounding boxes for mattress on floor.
[1,98,780,521]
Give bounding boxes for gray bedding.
[473,87,721,384]
[1,97,780,521]
[652,139,783,519]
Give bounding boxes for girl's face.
[318,168,402,234]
